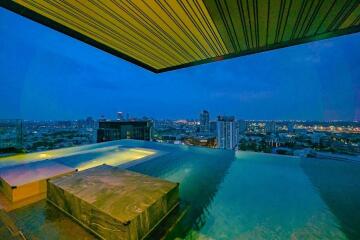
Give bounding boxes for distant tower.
[85,117,95,128]
[199,110,210,133]
[265,121,276,134]
[210,120,217,134]
[216,116,238,150]
[117,112,124,121]
[0,119,23,151]
[238,120,247,134]
[288,122,294,133]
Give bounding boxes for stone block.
[47,164,179,240]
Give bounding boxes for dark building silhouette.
[97,120,152,143]
[0,119,23,153]
[199,110,210,133]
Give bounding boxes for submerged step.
[0,209,26,240]
[47,164,179,240]
[0,161,76,210]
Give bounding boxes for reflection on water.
[9,200,96,239]
[134,150,358,239]
[129,147,235,239]
[0,141,125,168]
[54,147,156,170]
[301,157,360,240]
[182,152,347,240]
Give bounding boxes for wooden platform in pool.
[0,161,76,211]
[47,164,179,240]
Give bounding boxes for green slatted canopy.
[1,0,359,73]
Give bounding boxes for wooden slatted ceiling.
[1,0,360,73]
[204,0,360,51]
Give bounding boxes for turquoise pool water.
[129,142,360,240]
[1,140,360,239]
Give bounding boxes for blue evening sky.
[0,8,359,121]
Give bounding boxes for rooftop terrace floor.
[0,140,359,239]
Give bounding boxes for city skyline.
[1,8,360,121]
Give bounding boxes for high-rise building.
[0,119,23,152]
[311,133,323,145]
[265,121,276,134]
[117,112,124,121]
[97,120,152,143]
[85,117,95,129]
[238,120,247,134]
[216,116,238,150]
[287,122,294,133]
[199,110,210,133]
[210,120,217,135]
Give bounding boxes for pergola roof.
[1,0,360,73]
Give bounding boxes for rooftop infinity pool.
[0,140,359,239]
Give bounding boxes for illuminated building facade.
[217,116,238,150]
[184,135,216,148]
